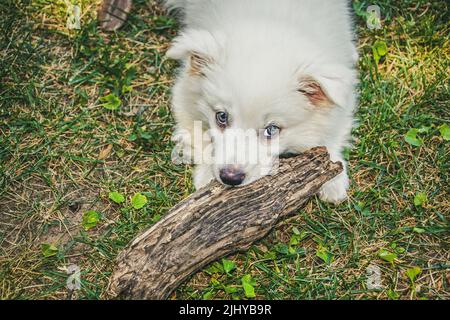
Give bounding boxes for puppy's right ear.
[166,30,221,76]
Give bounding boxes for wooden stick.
[110,147,342,299]
[97,0,132,31]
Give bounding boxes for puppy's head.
[168,30,355,186]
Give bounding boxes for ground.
[0,0,448,300]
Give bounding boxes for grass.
[0,0,448,300]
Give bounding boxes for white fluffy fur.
[165,0,358,203]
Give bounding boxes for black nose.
[219,166,246,186]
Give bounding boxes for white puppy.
[165,0,358,203]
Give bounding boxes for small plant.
[405,266,421,284]
[41,243,58,258]
[413,227,425,234]
[205,261,224,275]
[82,210,101,230]
[439,124,449,141]
[131,193,148,209]
[378,248,397,264]
[202,291,214,300]
[414,192,427,207]
[222,259,236,274]
[316,243,333,265]
[405,266,422,296]
[100,93,121,110]
[109,191,125,204]
[372,40,388,64]
[387,289,400,300]
[241,274,256,298]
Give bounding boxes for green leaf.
[289,234,299,246]
[109,191,125,204]
[274,243,289,255]
[41,243,58,257]
[210,278,220,287]
[288,246,297,255]
[222,259,236,274]
[82,210,101,230]
[100,93,121,110]
[387,289,400,300]
[121,85,133,94]
[205,262,224,275]
[414,192,427,207]
[404,128,423,147]
[342,147,351,161]
[151,214,161,224]
[378,248,397,263]
[316,244,333,265]
[263,251,276,260]
[439,124,450,141]
[242,282,255,298]
[128,133,138,141]
[223,285,238,294]
[140,132,154,141]
[417,126,431,134]
[372,40,388,64]
[373,41,388,56]
[394,246,406,254]
[202,291,213,300]
[241,274,255,285]
[405,266,421,283]
[352,2,367,18]
[131,193,148,209]
[241,275,256,298]
[413,227,425,234]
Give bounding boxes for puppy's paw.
[319,173,349,204]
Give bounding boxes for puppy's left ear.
[299,65,357,108]
[187,52,213,76]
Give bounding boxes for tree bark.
[98,0,132,31]
[110,147,342,299]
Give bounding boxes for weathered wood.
[110,147,342,299]
[97,0,132,31]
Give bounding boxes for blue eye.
[263,124,280,138]
[216,111,228,128]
